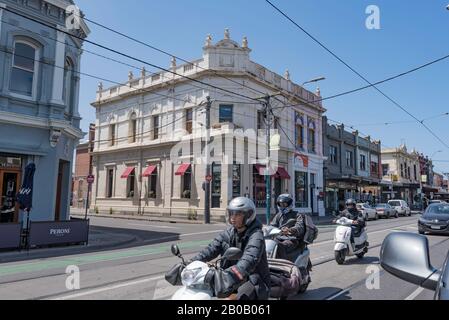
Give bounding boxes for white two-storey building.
[91,30,326,222]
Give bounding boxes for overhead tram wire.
[2,7,262,104]
[265,0,449,150]
[71,11,293,107]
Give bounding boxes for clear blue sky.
[76,0,449,174]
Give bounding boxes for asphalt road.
[0,214,447,300]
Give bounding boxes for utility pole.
[264,95,272,225]
[204,96,212,224]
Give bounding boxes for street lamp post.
[302,76,326,86]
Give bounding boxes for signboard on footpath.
[28,219,89,248]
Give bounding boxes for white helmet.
[227,197,257,226]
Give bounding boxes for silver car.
[388,199,411,217]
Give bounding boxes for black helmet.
[277,194,294,215]
[227,197,256,227]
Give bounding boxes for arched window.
[63,57,74,114]
[10,40,39,98]
[308,119,316,153]
[129,112,137,143]
[295,112,304,150]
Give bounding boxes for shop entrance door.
[0,170,21,223]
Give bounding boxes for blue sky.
[76,0,449,174]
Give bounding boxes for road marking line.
[404,287,425,300]
[50,275,165,300]
[127,223,179,229]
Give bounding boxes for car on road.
[380,232,449,300]
[429,200,447,205]
[375,203,398,219]
[388,199,411,217]
[356,203,378,221]
[418,203,449,235]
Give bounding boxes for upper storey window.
[10,41,39,98]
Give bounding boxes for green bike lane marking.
[0,240,211,278]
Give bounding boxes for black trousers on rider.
[275,239,300,260]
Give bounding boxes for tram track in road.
[0,216,423,300]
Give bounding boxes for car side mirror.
[380,232,440,291]
[222,247,243,261]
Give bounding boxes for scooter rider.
[270,194,306,260]
[335,199,366,246]
[189,197,270,300]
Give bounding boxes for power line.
[265,0,449,150]
[3,7,260,104]
[0,18,224,102]
[271,52,449,111]
[73,11,298,108]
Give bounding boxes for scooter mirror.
[171,244,180,257]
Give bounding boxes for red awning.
[276,167,291,180]
[142,165,157,177]
[175,164,191,176]
[121,167,135,179]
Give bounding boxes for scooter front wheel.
[335,250,346,265]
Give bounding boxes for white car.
[388,200,411,216]
[356,203,378,221]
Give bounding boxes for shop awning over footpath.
[121,167,135,179]
[175,164,191,176]
[255,164,291,180]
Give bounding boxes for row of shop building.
[72,30,448,222]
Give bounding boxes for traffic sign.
[87,175,95,184]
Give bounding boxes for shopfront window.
[232,163,241,198]
[181,166,192,199]
[211,163,221,208]
[253,165,266,208]
[127,170,135,198]
[148,167,157,199]
[295,171,308,208]
[106,168,114,198]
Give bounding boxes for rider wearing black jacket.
[335,199,366,245]
[270,194,306,260]
[191,197,270,300]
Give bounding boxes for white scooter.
[263,219,312,295]
[334,217,369,265]
[168,244,244,300]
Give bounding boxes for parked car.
[388,199,411,216]
[375,203,398,219]
[418,203,449,235]
[356,203,378,220]
[380,232,449,300]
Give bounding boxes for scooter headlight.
[181,267,202,287]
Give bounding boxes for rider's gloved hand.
[165,263,185,286]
